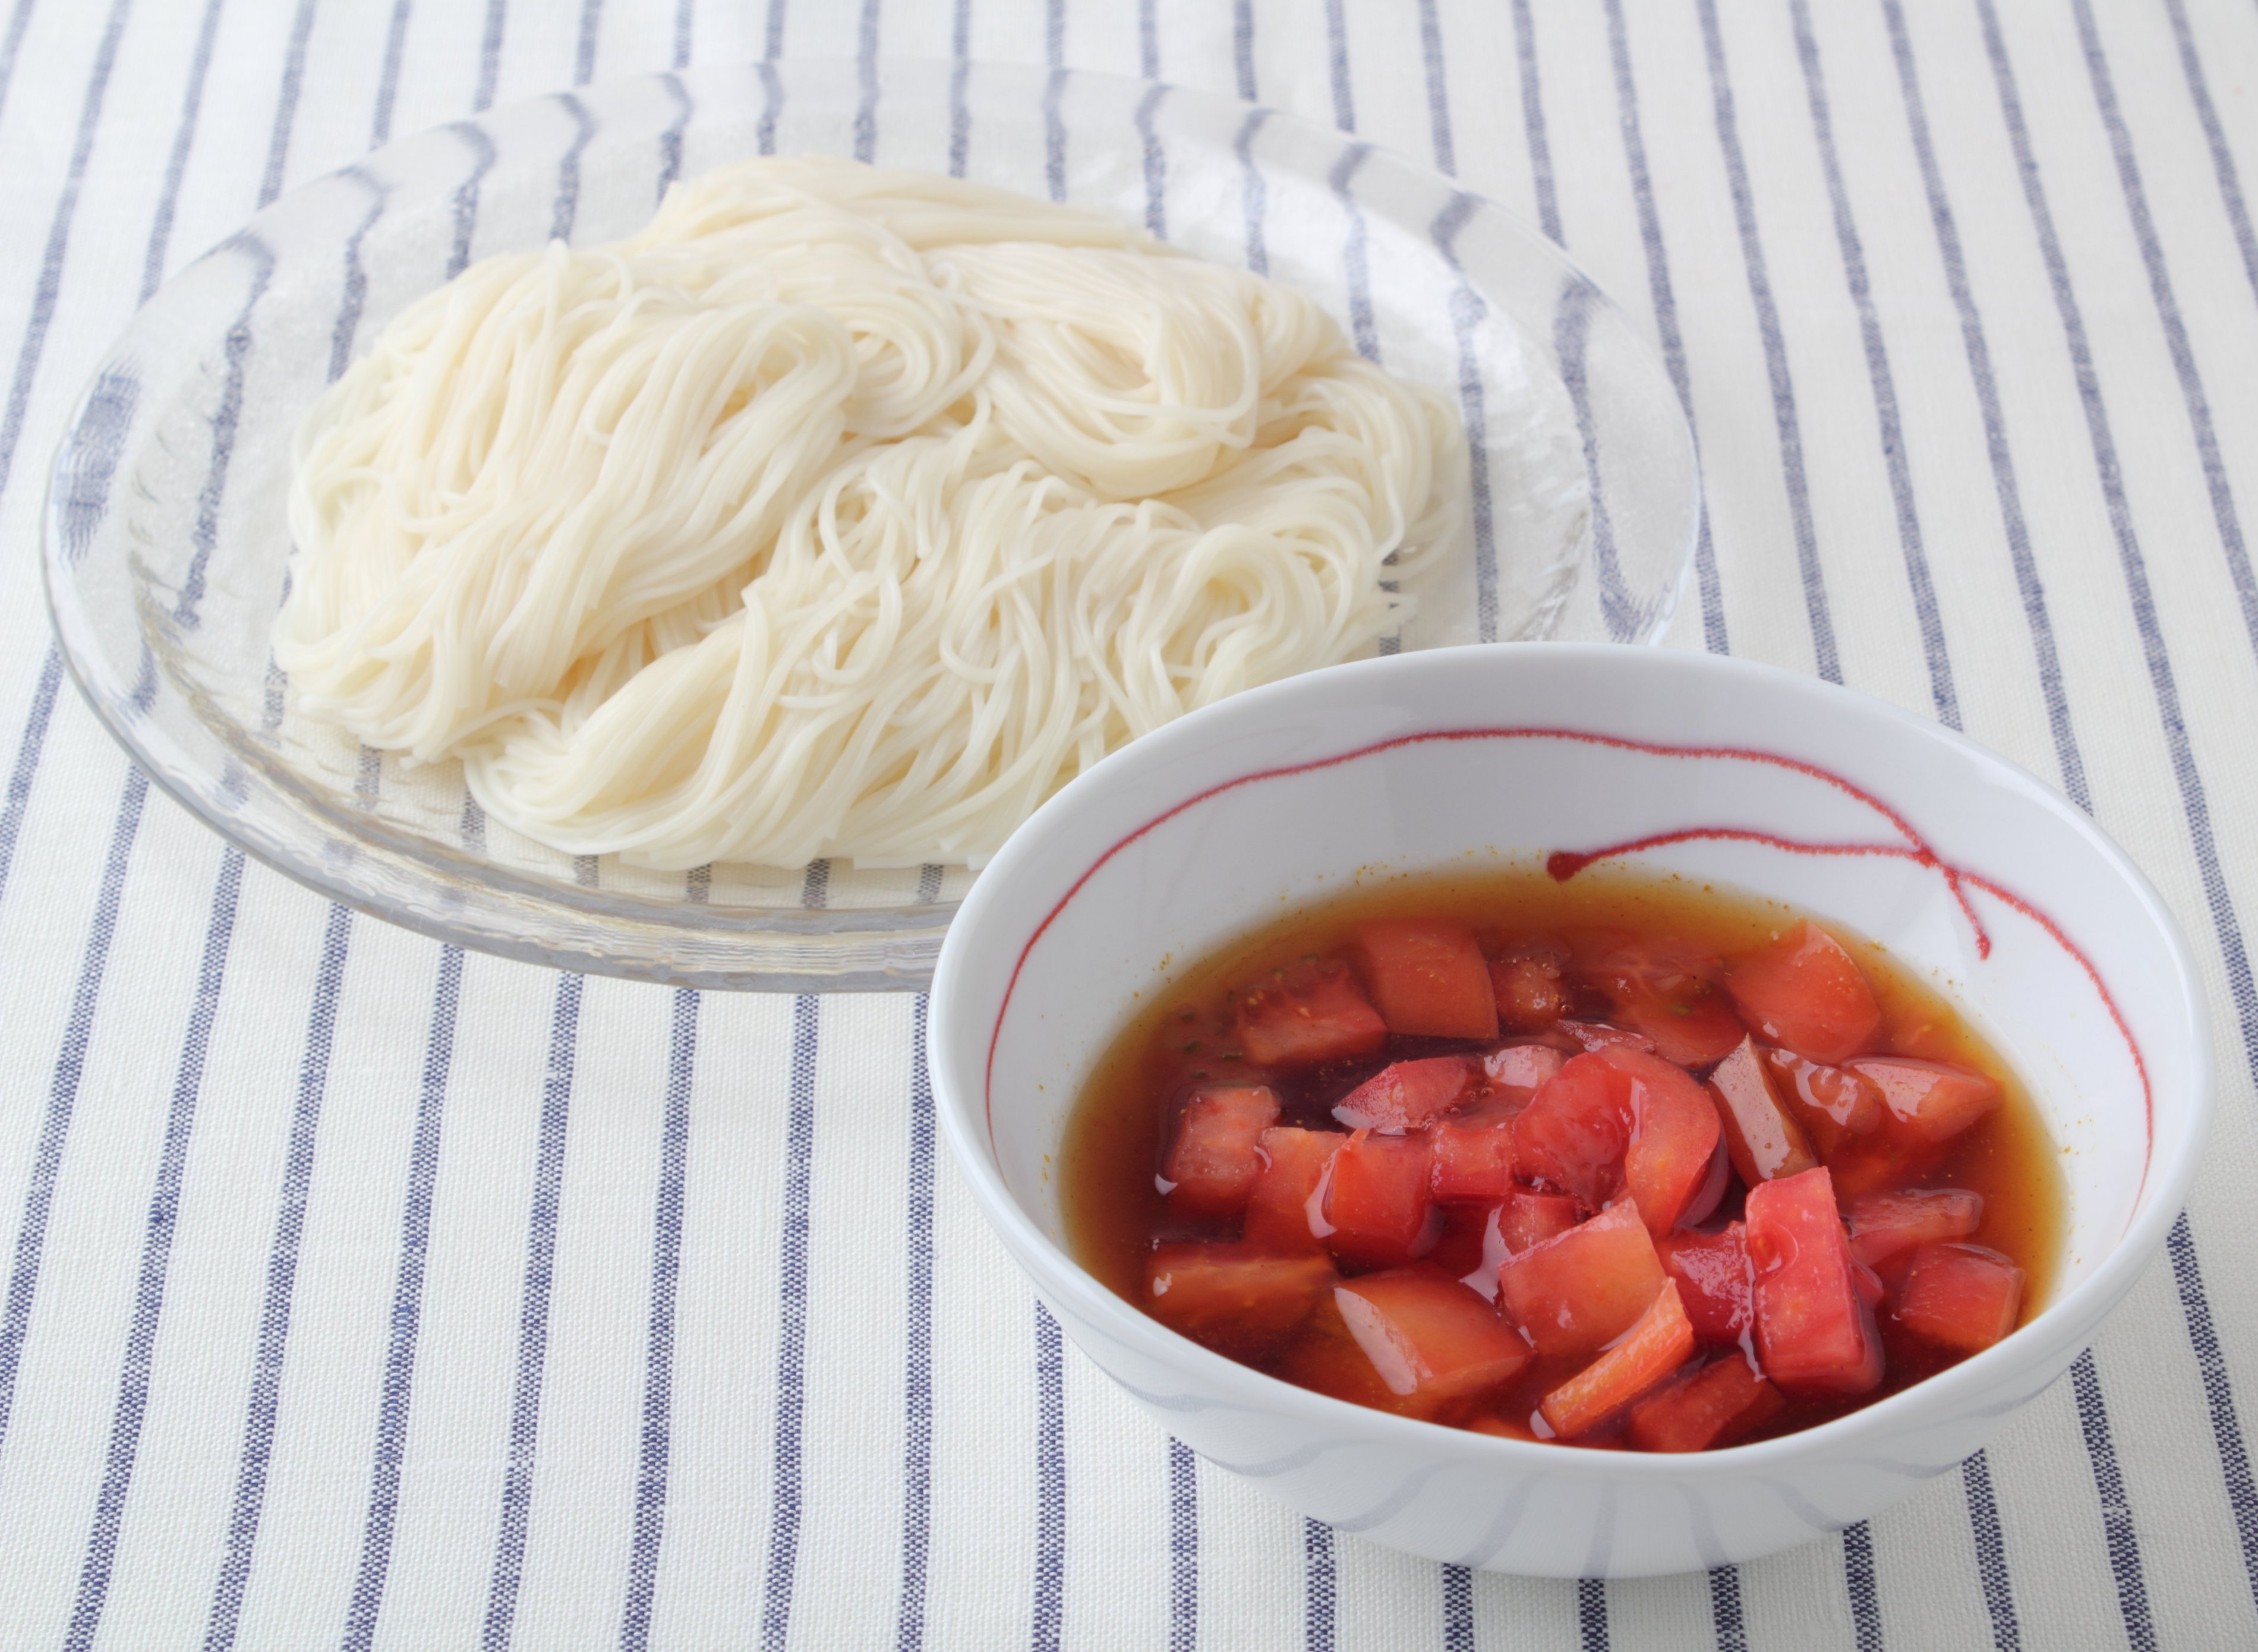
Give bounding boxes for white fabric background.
[0,0,2254,1647]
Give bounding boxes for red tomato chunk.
[1893,1243,2024,1354]
[1656,1223,1754,1348]
[1510,1047,1720,1235]
[1333,1055,1477,1132]
[1354,918,1499,1040]
[1849,1058,2001,1145]
[1579,938,1745,1068]
[1845,1187,1983,1269]
[1333,1268,1534,1417]
[1745,1168,1882,1396]
[1497,1188,1580,1256]
[1242,1127,1344,1251]
[1512,1054,1631,1209]
[1540,1280,1696,1439]
[1626,1355,1784,1454]
[1708,1037,1818,1186]
[1490,951,1569,1032]
[1162,1086,1279,1220]
[1146,1244,1333,1359]
[1322,1130,1437,1269]
[1725,920,1882,1064]
[1429,1107,1520,1203]
[1496,1199,1664,1358]
[1233,959,1387,1068]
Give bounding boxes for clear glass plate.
[43,58,1698,991]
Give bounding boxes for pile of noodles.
[275,156,1465,869]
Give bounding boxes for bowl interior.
[943,645,2203,1326]
[45,59,1697,991]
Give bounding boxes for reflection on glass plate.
[44,58,1698,990]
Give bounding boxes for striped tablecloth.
[1,0,2255,1647]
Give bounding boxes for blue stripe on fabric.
[1554,274,1638,641]
[1415,0,1452,176]
[852,0,877,163]
[0,650,64,923]
[1440,1562,1472,1652]
[574,0,601,87]
[1960,1449,2020,1651]
[60,843,238,1652]
[657,72,690,197]
[371,0,410,146]
[947,0,967,178]
[1785,0,1957,727]
[256,0,318,209]
[1433,196,1498,645]
[620,986,698,1652]
[1031,1301,1067,1652]
[1138,0,1157,78]
[0,764,147,1464]
[0,0,135,509]
[204,899,354,1652]
[1136,84,1167,239]
[0,0,37,132]
[2161,0,2258,318]
[447,123,497,279]
[144,0,227,300]
[480,970,584,1652]
[339,944,462,1652]
[1303,1518,1335,1652]
[1691,0,1837,681]
[756,994,821,1652]
[1235,108,1269,276]
[552,92,595,242]
[764,0,783,62]
[1875,0,2084,807]
[1596,0,1725,652]
[1232,0,1253,103]
[1322,0,1352,131]
[2069,1350,2157,1650]
[1708,1565,1747,1652]
[894,995,937,1652]
[1576,1575,1607,1651]
[328,170,384,384]
[1843,1521,1882,1651]
[1042,0,1065,207]
[758,56,780,158]
[671,0,689,69]
[2165,1212,2258,1618]
[1327,145,1376,360]
[1168,1439,1197,1652]
[2067,0,2258,674]
[1506,0,1559,244]
[475,0,504,111]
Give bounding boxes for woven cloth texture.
[1,0,2256,1647]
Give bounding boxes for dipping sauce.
[1061,864,2064,1451]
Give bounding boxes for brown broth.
[1059,861,2066,1446]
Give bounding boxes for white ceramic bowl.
[926,642,2210,1578]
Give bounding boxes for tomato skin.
[1845,1187,1983,1270]
[1496,1199,1665,1358]
[1353,918,1499,1040]
[1332,1268,1534,1418]
[1233,959,1388,1068]
[1655,1222,1754,1347]
[1322,1130,1438,1269]
[1145,1243,1335,1359]
[1539,1280,1697,1439]
[1162,1085,1281,1220]
[1626,1355,1784,1453]
[1429,1110,1519,1203]
[1847,1058,2001,1146]
[1893,1242,2024,1355]
[1745,1167,1884,1396]
[1490,952,1570,1032]
[1242,1127,1345,1251]
[1332,1056,1477,1132]
[1479,1041,1566,1101]
[1724,920,1883,1064]
[1761,1047,1884,1154]
[1580,939,1745,1068]
[1596,1044,1723,1237]
[1512,1055,1631,1209]
[1708,1037,1818,1186]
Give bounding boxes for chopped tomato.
[1145,1243,1334,1359]
[1322,1130,1437,1269]
[1845,1187,1983,1270]
[1333,1055,1477,1132]
[1497,1187,1580,1256]
[1847,1058,2001,1145]
[1626,1355,1784,1453]
[1490,950,1570,1032]
[1352,918,1499,1040]
[1761,1048,1884,1153]
[1512,1054,1629,1208]
[1480,1041,1566,1101]
[1598,1045,1723,1236]
[1333,1268,1534,1418]
[1708,1037,1818,1186]
[1557,1019,1656,1055]
[1724,920,1882,1064]
[1162,1086,1280,1220]
[1232,959,1387,1068]
[1277,1292,1411,1412]
[1242,1127,1344,1251]
[1429,1106,1519,1203]
[1745,1167,1884,1396]
[1539,1280,1696,1439]
[1423,1202,1499,1280]
[1496,1199,1665,1358]
[1655,1222,1753,1347]
[1893,1243,2024,1354]
[1579,939,1745,1068]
